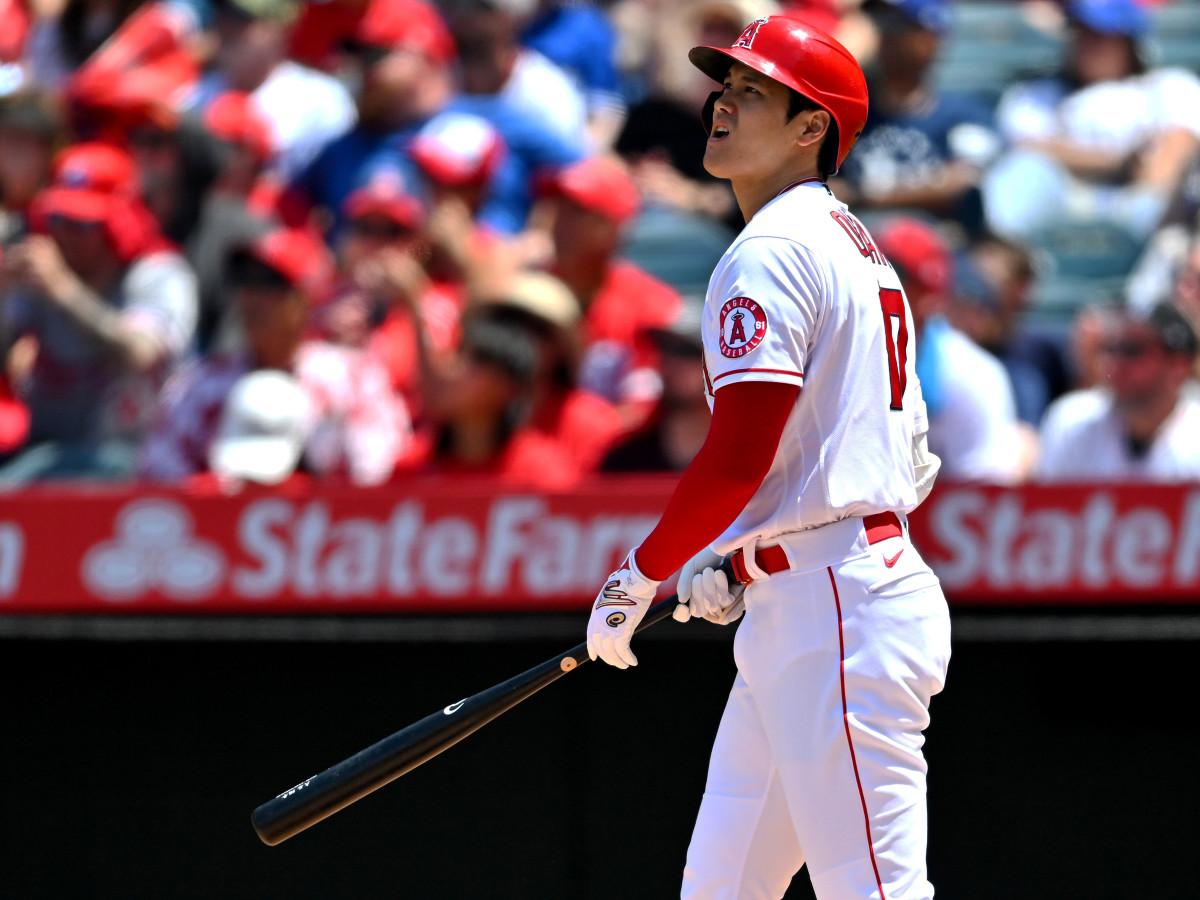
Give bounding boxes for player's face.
[702,62,818,184]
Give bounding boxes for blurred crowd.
[0,0,1197,492]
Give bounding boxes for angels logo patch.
[719,297,768,358]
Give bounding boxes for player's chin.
[702,144,734,179]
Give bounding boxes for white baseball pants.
[681,516,951,900]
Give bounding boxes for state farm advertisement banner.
[909,483,1200,604]
[0,479,1197,613]
[0,478,675,614]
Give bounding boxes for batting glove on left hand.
[586,552,660,669]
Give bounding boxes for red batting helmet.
[689,15,869,174]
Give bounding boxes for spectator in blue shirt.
[296,0,584,238]
[520,0,628,150]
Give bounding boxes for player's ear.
[793,109,831,152]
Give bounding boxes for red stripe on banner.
[711,367,804,384]
[828,567,887,899]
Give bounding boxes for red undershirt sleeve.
[633,379,800,582]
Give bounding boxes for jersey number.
[879,288,908,410]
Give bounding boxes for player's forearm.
[635,380,799,581]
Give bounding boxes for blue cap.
[887,0,953,34]
[1067,0,1148,39]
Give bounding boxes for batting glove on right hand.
[672,548,746,625]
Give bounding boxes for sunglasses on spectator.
[347,218,413,241]
[47,214,103,232]
[1101,339,1159,359]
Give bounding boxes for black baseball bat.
[251,559,737,846]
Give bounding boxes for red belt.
[727,512,903,585]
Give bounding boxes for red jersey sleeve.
[634,379,799,581]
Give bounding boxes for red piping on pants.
[827,566,887,900]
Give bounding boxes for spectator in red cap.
[407,110,518,297]
[874,214,1033,483]
[59,2,223,249]
[0,141,199,483]
[62,2,202,142]
[292,0,457,232]
[536,154,681,432]
[191,0,356,183]
[139,225,413,485]
[318,167,465,422]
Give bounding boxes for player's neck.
[732,166,823,221]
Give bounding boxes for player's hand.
[586,552,660,669]
[672,548,746,626]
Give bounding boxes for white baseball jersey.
[702,178,927,554]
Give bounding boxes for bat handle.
[561,554,740,669]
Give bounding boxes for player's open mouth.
[710,125,730,141]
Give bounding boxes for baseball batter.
[585,16,951,900]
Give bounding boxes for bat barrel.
[251,648,583,845]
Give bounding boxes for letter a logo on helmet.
[688,15,869,175]
[734,17,766,49]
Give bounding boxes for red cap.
[410,112,504,187]
[0,373,29,455]
[35,142,140,223]
[874,216,953,298]
[343,169,425,230]
[204,91,274,163]
[353,0,456,63]
[64,3,198,133]
[241,227,335,301]
[541,156,640,226]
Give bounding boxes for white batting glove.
[672,548,746,626]
[586,552,660,669]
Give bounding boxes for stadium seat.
[618,205,736,298]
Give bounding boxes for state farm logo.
[82,500,226,601]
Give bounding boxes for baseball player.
[584,16,950,900]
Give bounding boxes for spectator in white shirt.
[1037,301,1200,481]
[984,0,1200,242]
[138,225,412,486]
[193,0,357,183]
[0,142,198,482]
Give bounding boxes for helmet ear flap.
[701,90,721,136]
